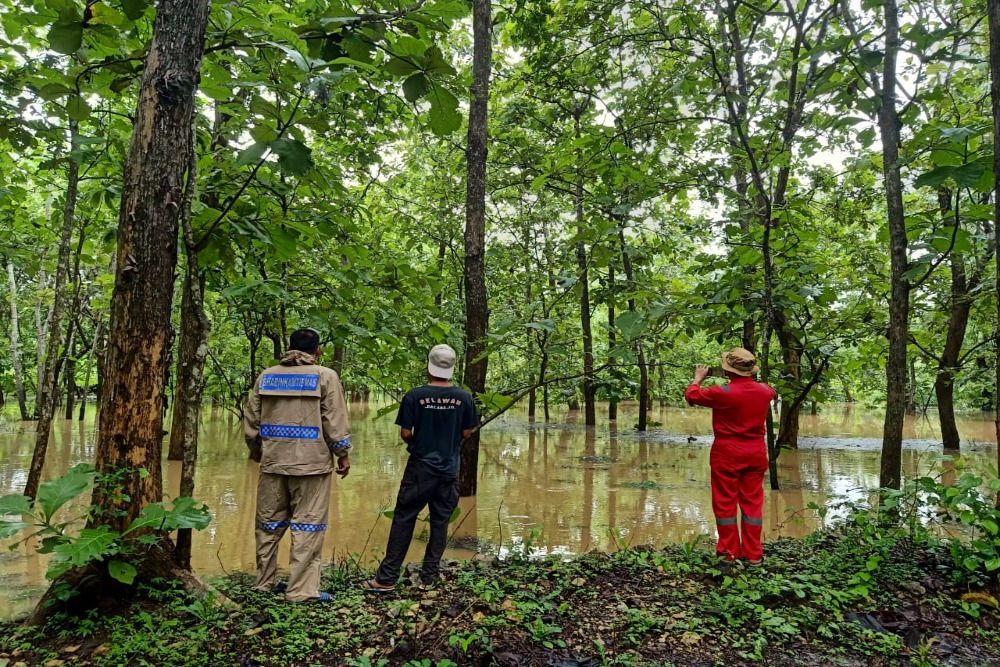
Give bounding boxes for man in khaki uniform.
[244,328,351,603]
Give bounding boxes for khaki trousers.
[254,472,332,602]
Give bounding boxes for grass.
[1,523,999,666]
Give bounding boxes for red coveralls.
[685,377,776,561]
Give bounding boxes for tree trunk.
[575,113,596,427]
[775,314,803,448]
[88,0,211,536]
[607,262,617,422]
[906,358,917,415]
[25,121,79,499]
[988,0,1000,508]
[6,260,29,420]
[174,140,211,568]
[934,189,971,452]
[79,317,105,421]
[458,0,491,498]
[616,225,647,431]
[62,326,77,420]
[878,0,910,490]
[637,342,649,431]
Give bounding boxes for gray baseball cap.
[428,344,457,379]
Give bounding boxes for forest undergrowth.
[3,471,1000,667]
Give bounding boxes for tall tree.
[88,0,211,536]
[459,0,492,497]
[989,0,1000,506]
[876,0,909,489]
[24,120,79,499]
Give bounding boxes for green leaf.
[448,507,460,523]
[236,142,268,167]
[963,557,980,571]
[951,162,985,187]
[66,96,92,121]
[374,402,400,420]
[48,19,83,54]
[36,463,95,522]
[0,494,32,517]
[402,73,428,103]
[53,526,117,567]
[125,497,211,534]
[267,42,310,73]
[858,50,883,68]
[939,126,984,142]
[37,83,75,101]
[0,520,34,539]
[385,57,419,76]
[427,83,461,136]
[914,166,954,189]
[108,560,137,584]
[120,0,149,20]
[270,138,313,176]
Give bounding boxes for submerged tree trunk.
[87,0,211,538]
[989,0,1000,507]
[6,260,29,420]
[617,224,648,431]
[934,190,972,452]
[174,141,211,568]
[79,317,105,421]
[62,326,77,420]
[458,0,491,497]
[878,0,910,490]
[607,262,617,422]
[575,111,596,428]
[25,121,79,499]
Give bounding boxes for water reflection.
[0,401,996,618]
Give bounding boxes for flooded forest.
[2,0,1000,664]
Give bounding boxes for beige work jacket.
[244,350,352,476]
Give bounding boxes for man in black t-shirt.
[362,344,478,592]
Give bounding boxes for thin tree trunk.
[89,0,211,535]
[174,136,211,568]
[62,326,76,420]
[617,225,648,430]
[79,317,105,421]
[934,189,970,452]
[25,121,79,499]
[989,0,1000,507]
[34,264,51,418]
[878,0,910,490]
[458,0,491,497]
[607,262,617,422]
[574,113,596,428]
[906,358,917,415]
[7,260,29,420]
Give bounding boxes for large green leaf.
[0,494,32,517]
[125,497,211,534]
[120,0,149,21]
[270,138,313,176]
[427,83,461,136]
[66,96,92,121]
[402,73,428,103]
[236,142,268,167]
[48,19,83,54]
[108,560,137,584]
[53,526,117,567]
[0,520,34,539]
[36,463,95,522]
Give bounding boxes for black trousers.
[376,457,459,585]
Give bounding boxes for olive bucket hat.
[721,347,759,377]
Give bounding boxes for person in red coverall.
[685,347,776,566]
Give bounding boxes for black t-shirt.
[395,384,478,478]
